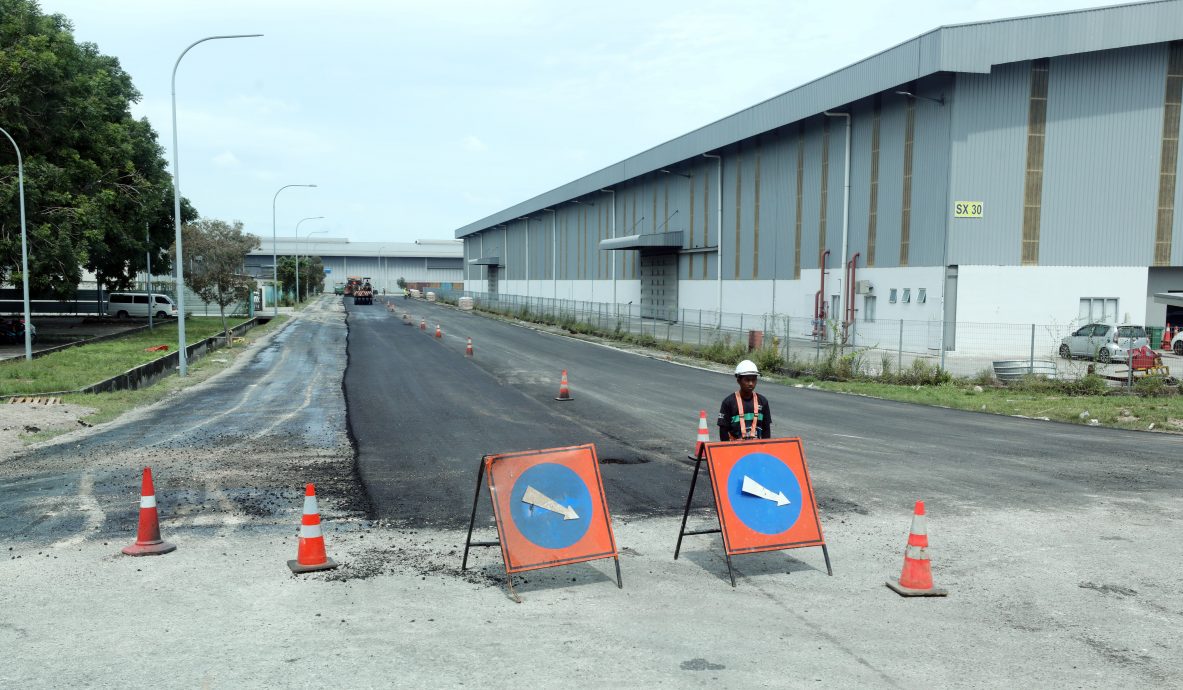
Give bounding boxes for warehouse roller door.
[639,252,678,321]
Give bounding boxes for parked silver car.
[1059,323,1149,363]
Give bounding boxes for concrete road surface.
[0,295,1179,687]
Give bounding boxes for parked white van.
[106,293,178,319]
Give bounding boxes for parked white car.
[1059,323,1149,363]
[1171,328,1183,356]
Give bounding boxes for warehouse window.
[1021,58,1050,265]
[1155,41,1183,266]
[889,288,898,304]
[900,95,915,266]
[1079,297,1117,323]
[794,126,804,279]
[902,288,911,303]
[867,95,881,267]
[820,118,830,271]
[917,288,927,303]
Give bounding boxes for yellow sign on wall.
[954,201,984,218]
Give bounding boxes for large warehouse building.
[455,0,1183,356]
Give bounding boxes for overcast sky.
[38,0,1142,245]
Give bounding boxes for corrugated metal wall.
[948,43,1183,267]
[1041,44,1165,265]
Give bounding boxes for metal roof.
[455,0,1183,239]
[248,237,463,258]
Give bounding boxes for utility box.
[855,280,874,295]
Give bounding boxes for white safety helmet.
[734,360,760,378]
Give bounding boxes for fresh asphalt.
[345,297,1183,528]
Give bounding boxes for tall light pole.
[171,33,262,376]
[294,218,325,303]
[272,184,316,315]
[0,126,32,360]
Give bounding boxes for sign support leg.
[613,556,623,589]
[461,458,488,571]
[724,553,737,588]
[821,544,833,576]
[674,450,705,560]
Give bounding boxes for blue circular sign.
[508,463,593,549]
[726,452,803,535]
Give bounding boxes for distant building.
[455,0,1183,353]
[245,237,464,294]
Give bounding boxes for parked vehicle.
[1171,328,1183,356]
[353,280,374,305]
[106,293,178,319]
[1059,323,1149,363]
[0,318,35,345]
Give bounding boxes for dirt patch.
[0,402,97,463]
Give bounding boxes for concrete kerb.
[0,317,267,400]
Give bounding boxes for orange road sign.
[462,444,622,601]
[675,438,831,586]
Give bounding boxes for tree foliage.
[0,0,196,297]
[181,218,258,345]
[276,255,326,301]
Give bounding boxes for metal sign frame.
[462,444,622,602]
[674,438,832,587]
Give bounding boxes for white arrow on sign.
[741,475,790,506]
[521,486,579,520]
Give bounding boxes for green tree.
[276,255,325,302]
[180,219,258,346]
[0,0,194,299]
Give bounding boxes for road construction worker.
[717,359,772,441]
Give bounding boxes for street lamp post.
[171,33,262,376]
[0,126,32,360]
[294,218,325,303]
[272,184,316,315]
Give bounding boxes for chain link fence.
[446,290,1163,382]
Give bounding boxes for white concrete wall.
[956,265,1148,326]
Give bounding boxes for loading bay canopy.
[599,231,683,252]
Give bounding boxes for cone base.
[886,579,947,597]
[555,396,573,401]
[288,557,338,574]
[122,540,176,557]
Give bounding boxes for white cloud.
[461,135,487,153]
[212,151,241,168]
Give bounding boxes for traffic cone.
[886,500,947,597]
[434,324,442,339]
[694,410,711,456]
[288,483,338,574]
[420,319,426,331]
[555,369,573,401]
[465,337,473,357]
[1162,325,1174,351]
[122,467,176,556]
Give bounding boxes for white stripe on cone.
[904,544,930,560]
[140,495,157,508]
[300,523,323,539]
[911,513,928,534]
[303,495,318,514]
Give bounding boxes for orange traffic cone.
[886,500,947,597]
[555,369,573,401]
[465,337,473,357]
[694,410,711,456]
[122,467,176,556]
[434,324,443,339]
[1162,325,1174,351]
[420,319,426,331]
[288,483,338,574]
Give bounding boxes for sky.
[36,0,1145,245]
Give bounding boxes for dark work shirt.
[717,392,771,441]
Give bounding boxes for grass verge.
[0,317,250,395]
[773,376,1183,432]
